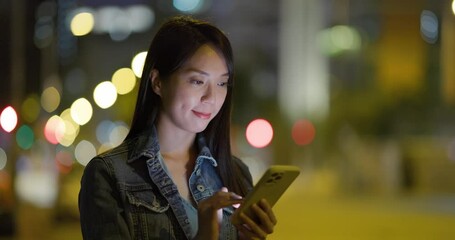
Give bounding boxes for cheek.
[216,91,228,110]
[173,91,198,110]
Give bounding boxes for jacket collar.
[127,126,160,163]
[126,126,217,167]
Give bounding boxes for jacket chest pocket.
[121,183,174,239]
[123,183,169,213]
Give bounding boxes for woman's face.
[155,44,229,134]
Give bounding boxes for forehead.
[180,44,228,74]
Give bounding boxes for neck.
[156,119,197,163]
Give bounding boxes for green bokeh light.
[16,125,35,150]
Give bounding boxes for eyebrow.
[184,68,229,77]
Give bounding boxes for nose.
[201,83,215,104]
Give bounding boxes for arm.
[78,158,131,240]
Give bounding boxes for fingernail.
[231,192,243,199]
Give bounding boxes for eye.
[190,79,204,85]
[217,81,230,87]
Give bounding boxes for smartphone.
[231,165,300,225]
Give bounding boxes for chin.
[190,123,210,133]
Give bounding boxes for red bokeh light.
[292,119,316,146]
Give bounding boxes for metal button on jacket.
[196,185,205,192]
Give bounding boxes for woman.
[79,16,276,240]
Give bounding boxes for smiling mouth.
[192,110,211,119]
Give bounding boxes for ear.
[150,69,161,96]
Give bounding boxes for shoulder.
[81,139,133,183]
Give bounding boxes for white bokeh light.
[70,98,93,125]
[15,157,58,208]
[75,140,96,166]
[131,51,147,78]
[93,81,117,109]
[0,106,18,133]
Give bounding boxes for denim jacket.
[79,127,252,240]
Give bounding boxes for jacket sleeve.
[78,157,132,240]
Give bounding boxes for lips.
[192,110,211,119]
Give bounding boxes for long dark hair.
[126,16,249,196]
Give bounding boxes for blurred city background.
[1,0,455,239]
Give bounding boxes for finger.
[203,191,243,210]
[238,212,268,238]
[236,221,267,240]
[258,199,277,225]
[215,188,243,209]
[211,197,243,209]
[251,203,275,234]
[221,187,243,200]
[217,207,223,225]
[236,223,258,239]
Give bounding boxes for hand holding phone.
[231,165,300,225]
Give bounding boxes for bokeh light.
[0,148,6,170]
[1,106,18,133]
[452,0,455,15]
[41,87,60,113]
[319,25,361,55]
[34,1,56,49]
[96,120,115,144]
[330,25,361,51]
[420,10,438,44]
[16,125,35,150]
[70,98,93,125]
[173,0,203,12]
[126,5,155,33]
[112,68,137,95]
[98,143,113,154]
[55,149,74,174]
[58,108,80,147]
[104,7,132,41]
[109,122,129,147]
[292,119,316,146]
[131,51,147,78]
[95,120,128,148]
[70,11,95,36]
[93,5,154,37]
[15,169,58,208]
[246,119,274,148]
[21,94,41,123]
[93,81,117,109]
[44,115,65,145]
[75,140,96,166]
